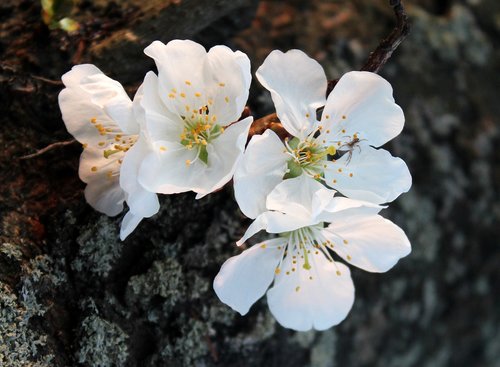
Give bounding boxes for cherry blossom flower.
[234,49,411,219]
[137,40,253,198]
[214,176,411,331]
[59,64,159,240]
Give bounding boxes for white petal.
[194,117,253,198]
[267,255,354,331]
[323,213,411,273]
[321,71,404,147]
[204,46,251,125]
[324,145,412,204]
[144,40,208,117]
[140,71,184,141]
[213,238,286,315]
[256,50,327,138]
[138,142,198,194]
[79,147,125,216]
[120,136,159,218]
[266,175,335,220]
[236,211,310,246]
[120,211,143,241]
[233,129,288,219]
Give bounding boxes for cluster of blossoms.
[59,40,412,331]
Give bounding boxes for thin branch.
[19,139,78,160]
[251,0,410,138]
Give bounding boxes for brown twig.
[251,0,410,138]
[19,139,78,160]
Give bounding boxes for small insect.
[340,134,365,165]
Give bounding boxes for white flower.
[234,49,411,219]
[59,64,159,240]
[214,175,411,331]
[136,40,253,198]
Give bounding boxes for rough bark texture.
[1,0,499,366]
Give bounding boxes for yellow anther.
[90,117,97,124]
[343,239,348,244]
[160,146,167,152]
[338,168,342,173]
[185,105,190,111]
[325,114,330,119]
[195,92,201,97]
[106,171,113,179]
[326,129,331,134]
[98,142,105,147]
[347,255,352,261]
[260,244,267,249]
[171,88,177,93]
[342,115,346,119]
[218,82,225,87]
[91,166,97,172]
[211,115,217,122]
[275,268,281,274]
[82,143,88,149]
[292,268,296,272]
[309,276,313,280]
[336,270,341,276]
[333,179,337,183]
[286,271,290,275]
[180,92,186,98]
[342,129,346,133]
[349,173,353,177]
[220,127,225,133]
[305,113,310,118]
[168,93,175,98]
[224,96,229,103]
[353,133,358,139]
[326,146,336,155]
[185,159,191,166]
[295,286,300,292]
[185,80,191,85]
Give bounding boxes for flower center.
[284,137,336,179]
[274,224,345,279]
[180,108,224,165]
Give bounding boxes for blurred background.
[1,0,499,366]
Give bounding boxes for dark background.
[1,0,499,366]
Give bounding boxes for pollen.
[171,88,177,93]
[168,93,175,98]
[342,115,346,119]
[343,239,348,244]
[295,286,300,292]
[336,270,341,276]
[260,244,267,249]
[98,142,105,147]
[349,173,353,177]
[185,80,191,85]
[333,179,337,183]
[305,113,310,118]
[292,268,296,272]
[325,114,330,119]
[82,143,88,149]
[185,159,191,166]
[185,105,190,111]
[90,117,97,124]
[224,96,229,103]
[275,268,281,274]
[180,92,186,98]
[160,146,167,152]
[218,82,225,87]
[91,166,97,172]
[338,168,342,172]
[347,255,352,261]
[342,129,346,133]
[194,92,201,97]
